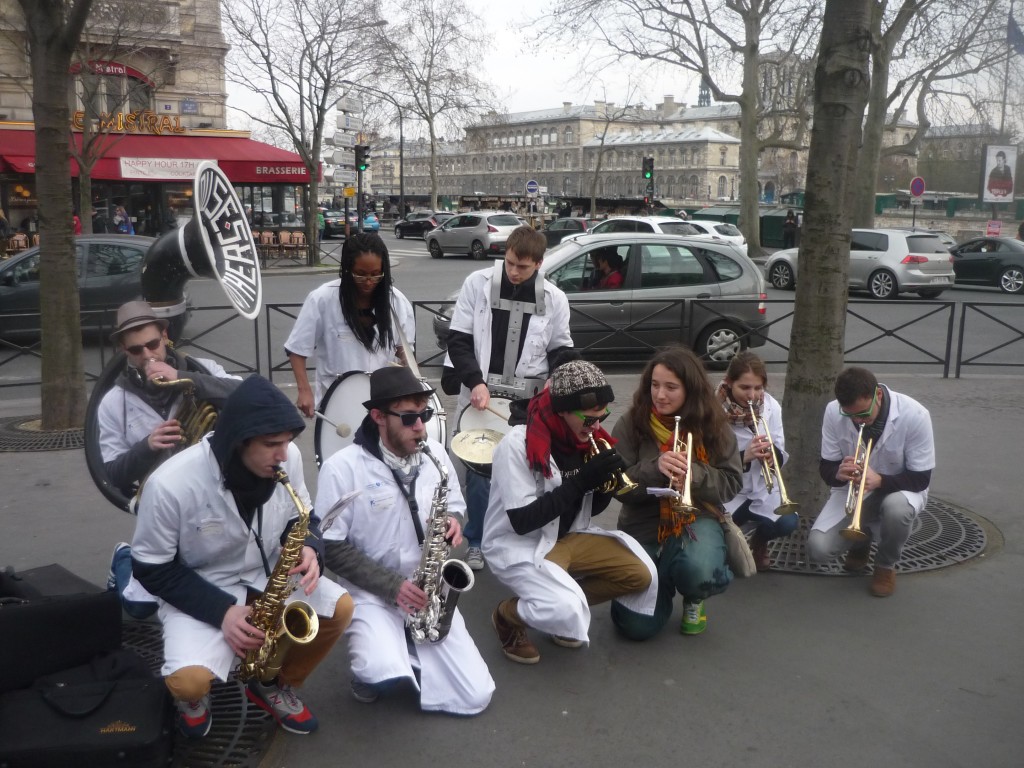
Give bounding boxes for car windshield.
[905,235,952,254]
[715,223,742,237]
[488,214,521,227]
[660,222,700,235]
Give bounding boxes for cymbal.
[451,429,504,466]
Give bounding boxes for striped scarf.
[649,410,709,543]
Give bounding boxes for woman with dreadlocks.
[610,345,742,640]
[285,232,414,418]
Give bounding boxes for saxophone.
[150,374,218,446]
[406,440,475,644]
[236,467,320,683]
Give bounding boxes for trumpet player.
[319,366,494,714]
[610,347,742,639]
[808,367,935,597]
[483,361,658,663]
[716,352,798,572]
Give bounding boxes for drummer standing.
[285,232,416,419]
[442,225,578,571]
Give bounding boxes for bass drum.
[314,371,447,467]
[451,394,513,477]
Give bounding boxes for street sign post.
[525,179,539,195]
[909,176,926,226]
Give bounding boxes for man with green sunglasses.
[808,367,935,597]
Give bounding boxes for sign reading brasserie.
[71,110,186,136]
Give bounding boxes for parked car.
[322,210,346,238]
[393,210,454,239]
[425,211,522,260]
[433,233,768,368]
[950,236,1024,294]
[763,228,955,299]
[363,212,380,232]
[542,217,599,247]
[0,235,174,337]
[684,219,748,254]
[589,216,703,237]
[893,227,957,251]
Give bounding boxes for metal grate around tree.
[0,415,84,451]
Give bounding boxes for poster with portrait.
[981,144,1017,203]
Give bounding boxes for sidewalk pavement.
[1,371,1020,768]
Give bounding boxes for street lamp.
[340,79,405,218]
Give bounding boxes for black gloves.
[572,448,626,492]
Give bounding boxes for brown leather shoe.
[492,601,540,664]
[752,537,771,572]
[843,545,872,573]
[870,566,896,597]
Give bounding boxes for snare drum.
[452,394,513,476]
[314,371,447,467]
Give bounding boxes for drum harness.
[486,261,547,400]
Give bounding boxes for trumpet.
[586,435,638,496]
[669,416,698,519]
[841,424,873,543]
[747,400,798,516]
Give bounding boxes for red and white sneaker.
[175,695,212,739]
[245,679,318,735]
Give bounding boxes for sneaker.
[350,679,380,704]
[869,566,896,598]
[550,635,583,649]
[465,547,485,571]
[106,542,130,591]
[680,601,707,635]
[175,695,212,739]
[491,602,540,664]
[844,545,872,573]
[245,679,318,735]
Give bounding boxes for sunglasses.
[839,388,878,419]
[382,407,434,426]
[572,408,610,428]
[350,272,385,284]
[125,338,162,356]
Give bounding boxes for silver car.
[425,210,521,260]
[433,233,768,369]
[764,228,955,299]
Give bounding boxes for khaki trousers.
[544,532,652,606]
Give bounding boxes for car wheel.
[695,322,744,370]
[868,269,897,299]
[999,266,1024,293]
[429,240,443,259]
[916,289,944,299]
[471,240,486,260]
[394,226,403,239]
[768,261,794,289]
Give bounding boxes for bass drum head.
[314,371,447,467]
[453,395,512,476]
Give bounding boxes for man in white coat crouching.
[320,366,494,714]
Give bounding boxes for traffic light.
[642,157,654,180]
[355,145,370,172]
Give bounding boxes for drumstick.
[314,410,352,438]
[483,403,508,421]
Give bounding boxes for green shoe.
[680,600,707,635]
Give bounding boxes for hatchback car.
[589,216,703,237]
[393,210,454,239]
[764,228,955,298]
[425,211,522,260]
[322,210,346,238]
[433,233,767,368]
[0,235,155,336]
[950,236,1024,294]
[685,219,748,254]
[543,217,599,247]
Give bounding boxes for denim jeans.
[110,545,158,620]
[611,517,732,640]
[731,500,800,541]
[462,470,491,548]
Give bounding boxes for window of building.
[689,174,700,198]
[564,127,574,144]
[550,128,558,145]
[720,147,727,166]
[717,175,728,197]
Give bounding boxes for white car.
[588,216,706,237]
[685,219,748,254]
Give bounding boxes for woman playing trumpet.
[716,352,799,572]
[610,346,742,639]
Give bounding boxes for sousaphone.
[84,162,262,511]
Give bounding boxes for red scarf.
[525,388,614,478]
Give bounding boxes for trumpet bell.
[840,526,870,543]
[774,501,800,516]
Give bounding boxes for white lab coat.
[318,438,493,715]
[284,280,416,407]
[443,267,572,412]
[97,357,236,462]
[130,440,346,681]
[723,391,791,521]
[813,388,934,533]
[482,425,658,642]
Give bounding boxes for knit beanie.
[548,360,614,413]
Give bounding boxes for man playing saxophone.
[130,375,353,738]
[320,366,494,715]
[808,367,935,597]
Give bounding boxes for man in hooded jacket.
[130,375,354,739]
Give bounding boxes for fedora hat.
[363,366,435,411]
[110,300,168,342]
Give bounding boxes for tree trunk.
[589,142,606,218]
[21,2,88,430]
[738,13,764,258]
[428,120,439,211]
[851,48,891,228]
[781,0,873,510]
[79,173,94,235]
[307,177,319,266]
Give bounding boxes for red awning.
[0,129,315,183]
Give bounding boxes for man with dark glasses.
[482,360,658,663]
[808,367,935,597]
[97,300,240,616]
[319,366,494,714]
